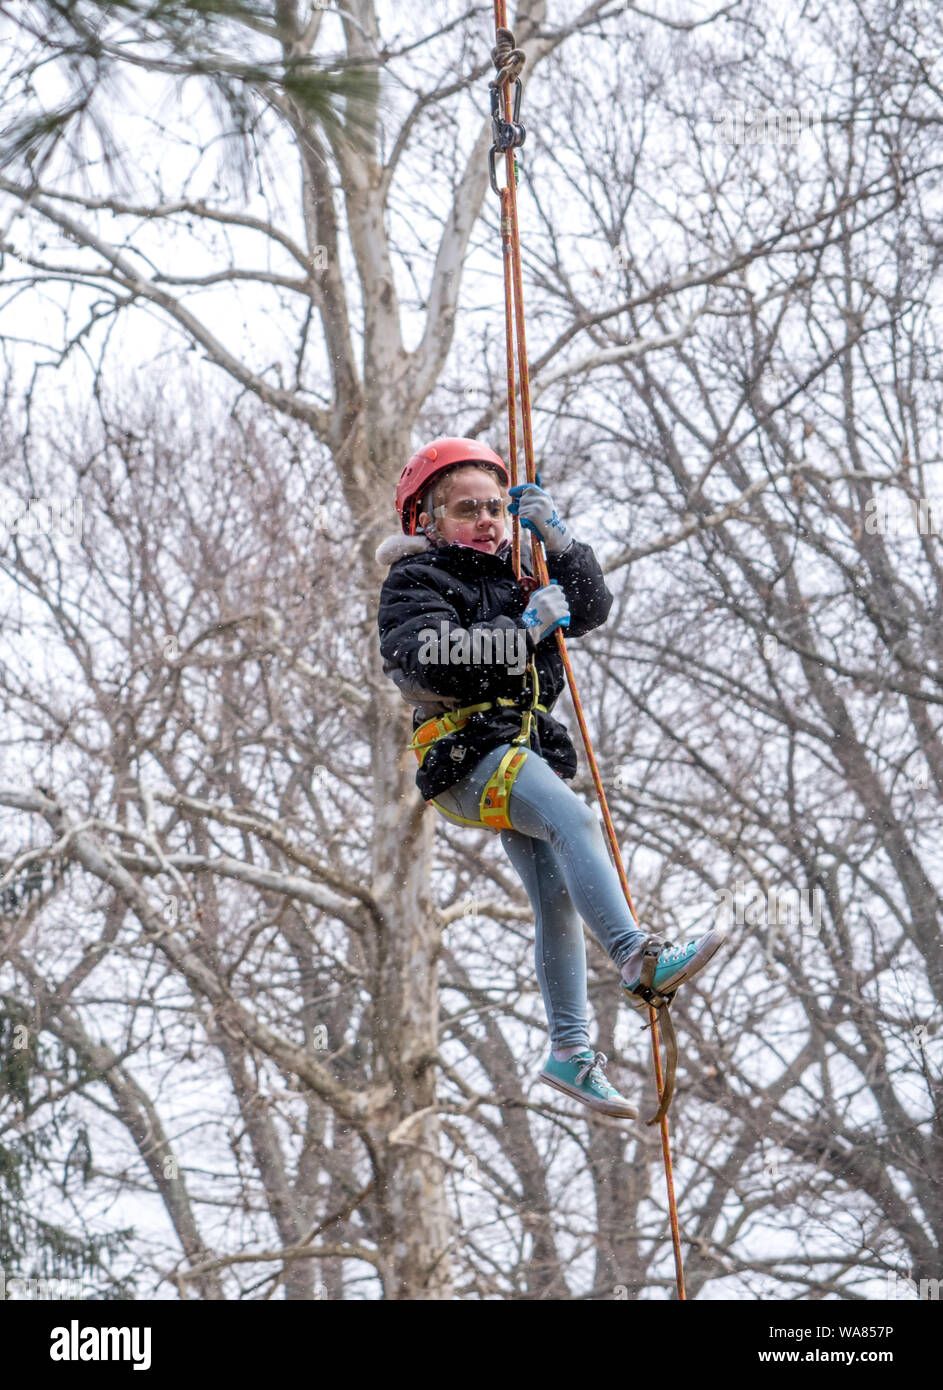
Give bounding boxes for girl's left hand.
[508,479,572,555]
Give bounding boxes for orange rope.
[649,1006,686,1300]
[499,187,521,577]
[491,0,686,1301]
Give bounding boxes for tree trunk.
[367,672,454,1298]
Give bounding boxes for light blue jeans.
[434,743,648,1051]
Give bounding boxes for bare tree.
[2,0,940,1302]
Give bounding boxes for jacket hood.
[374,532,433,567]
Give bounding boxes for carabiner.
[488,79,526,196]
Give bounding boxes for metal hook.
[488,79,526,196]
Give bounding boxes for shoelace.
[659,942,686,965]
[574,1050,609,1088]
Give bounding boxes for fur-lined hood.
[374,528,532,569]
[374,531,436,567]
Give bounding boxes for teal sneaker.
[538,1049,638,1119]
[621,929,726,1012]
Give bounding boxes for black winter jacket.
[375,528,613,800]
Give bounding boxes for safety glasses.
[434,496,509,522]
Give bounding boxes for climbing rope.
[488,2,686,1301]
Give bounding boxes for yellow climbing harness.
[409,659,545,833]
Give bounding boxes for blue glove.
[521,580,570,646]
[508,474,572,555]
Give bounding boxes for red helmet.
[395,437,511,534]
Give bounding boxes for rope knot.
[490,26,526,89]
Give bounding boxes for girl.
[376,437,724,1119]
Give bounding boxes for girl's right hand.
[521,581,570,645]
